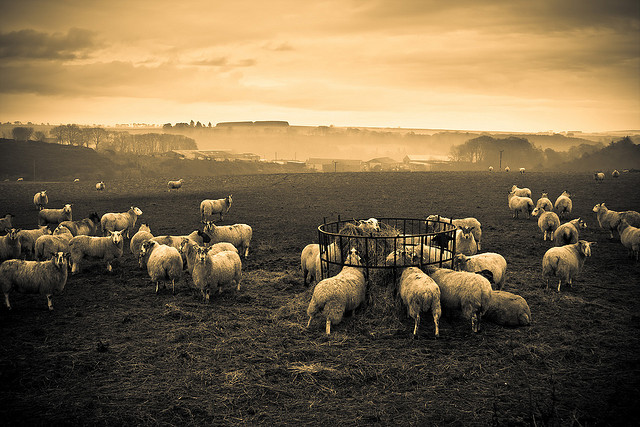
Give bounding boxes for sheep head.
[131,207,143,216]
[453,253,467,270]
[345,248,362,266]
[109,230,123,246]
[52,252,68,270]
[63,204,72,214]
[195,246,209,264]
[577,240,594,257]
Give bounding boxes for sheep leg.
[471,313,479,333]
[557,280,562,292]
[155,282,160,294]
[303,269,308,286]
[206,289,210,302]
[433,314,440,338]
[71,262,79,274]
[106,262,112,272]
[172,279,175,295]
[47,294,54,311]
[325,319,331,335]
[413,313,420,337]
[236,280,241,291]
[4,293,11,310]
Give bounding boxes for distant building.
[306,158,362,172]
[363,157,401,171]
[403,154,451,171]
[167,149,260,162]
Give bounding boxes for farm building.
[166,150,260,162]
[403,154,452,171]
[363,157,401,171]
[306,158,363,172]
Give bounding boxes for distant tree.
[190,120,195,127]
[12,126,34,141]
[34,131,46,142]
[85,127,108,150]
[207,122,212,127]
[174,123,189,129]
[163,123,173,130]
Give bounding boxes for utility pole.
[499,150,504,170]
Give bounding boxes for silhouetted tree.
[12,126,34,141]
[34,131,46,142]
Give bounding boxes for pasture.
[1,171,639,426]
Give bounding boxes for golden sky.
[1,0,639,132]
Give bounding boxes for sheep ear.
[589,241,597,246]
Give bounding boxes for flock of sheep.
[0,182,252,311]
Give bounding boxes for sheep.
[553,218,587,246]
[73,178,80,182]
[35,225,73,260]
[426,215,482,250]
[617,219,640,261]
[130,224,153,256]
[531,207,561,241]
[356,218,380,233]
[138,240,183,294]
[203,220,252,258]
[306,248,366,335]
[505,166,510,172]
[1,252,69,310]
[398,267,441,337]
[179,239,234,275]
[426,266,492,333]
[453,252,507,290]
[592,203,640,238]
[301,243,321,286]
[151,230,211,264]
[484,290,531,326]
[508,191,534,219]
[167,179,184,191]
[96,181,105,191]
[200,195,233,221]
[191,245,242,301]
[554,190,572,218]
[33,190,48,210]
[535,192,554,211]
[594,172,605,183]
[0,214,14,233]
[519,167,525,174]
[0,228,22,262]
[455,227,477,256]
[488,166,494,172]
[542,240,594,292]
[59,212,101,236]
[510,185,532,198]
[68,230,124,274]
[100,206,142,238]
[17,177,23,181]
[612,169,620,178]
[38,204,72,227]
[17,226,51,259]
[387,245,453,268]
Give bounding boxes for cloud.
[0,28,101,60]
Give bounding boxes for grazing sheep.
[17,226,51,259]
[130,224,154,256]
[38,204,72,227]
[531,207,561,241]
[68,230,124,274]
[542,240,594,292]
[505,166,510,172]
[592,203,640,238]
[73,178,80,182]
[203,220,252,258]
[151,230,211,264]
[427,266,492,333]
[0,214,14,233]
[553,218,586,246]
[35,225,73,260]
[139,240,183,294]
[180,239,234,275]
[519,167,525,174]
[398,267,441,337]
[191,245,242,301]
[301,243,321,286]
[426,215,482,250]
[535,192,554,212]
[510,185,532,198]
[620,211,640,228]
[200,195,233,221]
[387,245,453,268]
[453,252,507,290]
[59,212,101,236]
[17,177,23,181]
[357,218,380,233]
[612,170,620,178]
[484,290,531,326]
[508,191,534,219]
[617,219,640,261]
[1,252,69,310]
[307,248,366,335]
[0,228,22,262]
[96,181,105,191]
[33,190,48,210]
[167,179,184,191]
[100,206,142,238]
[488,166,494,172]
[594,172,605,183]
[554,191,572,218]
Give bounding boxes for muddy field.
[1,171,639,426]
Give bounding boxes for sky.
[1,0,639,132]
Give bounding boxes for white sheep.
[307,248,366,335]
[398,267,441,337]
[357,218,380,233]
[612,170,620,178]
[542,240,594,292]
[453,252,507,290]
[100,206,142,238]
[179,239,235,275]
[531,207,561,241]
[535,192,554,212]
[519,167,525,174]
[427,266,492,333]
[594,172,605,183]
[553,218,586,246]
[151,230,211,264]
[510,184,531,198]
[130,224,153,256]
[17,225,51,259]
[35,225,73,260]
[203,220,252,258]
[505,166,510,172]
[33,190,48,210]
[167,179,184,191]
[38,204,72,227]
[484,290,531,326]
[96,181,105,191]
[592,203,640,238]
[617,219,640,261]
[488,166,494,172]
[191,245,242,301]
[200,195,233,221]
[0,228,22,262]
[455,227,478,256]
[508,191,534,219]
[1,252,69,310]
[68,230,124,273]
[301,243,321,286]
[73,178,80,182]
[59,212,102,236]
[0,214,14,233]
[426,215,482,250]
[554,190,572,218]
[139,240,183,294]
[387,245,453,268]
